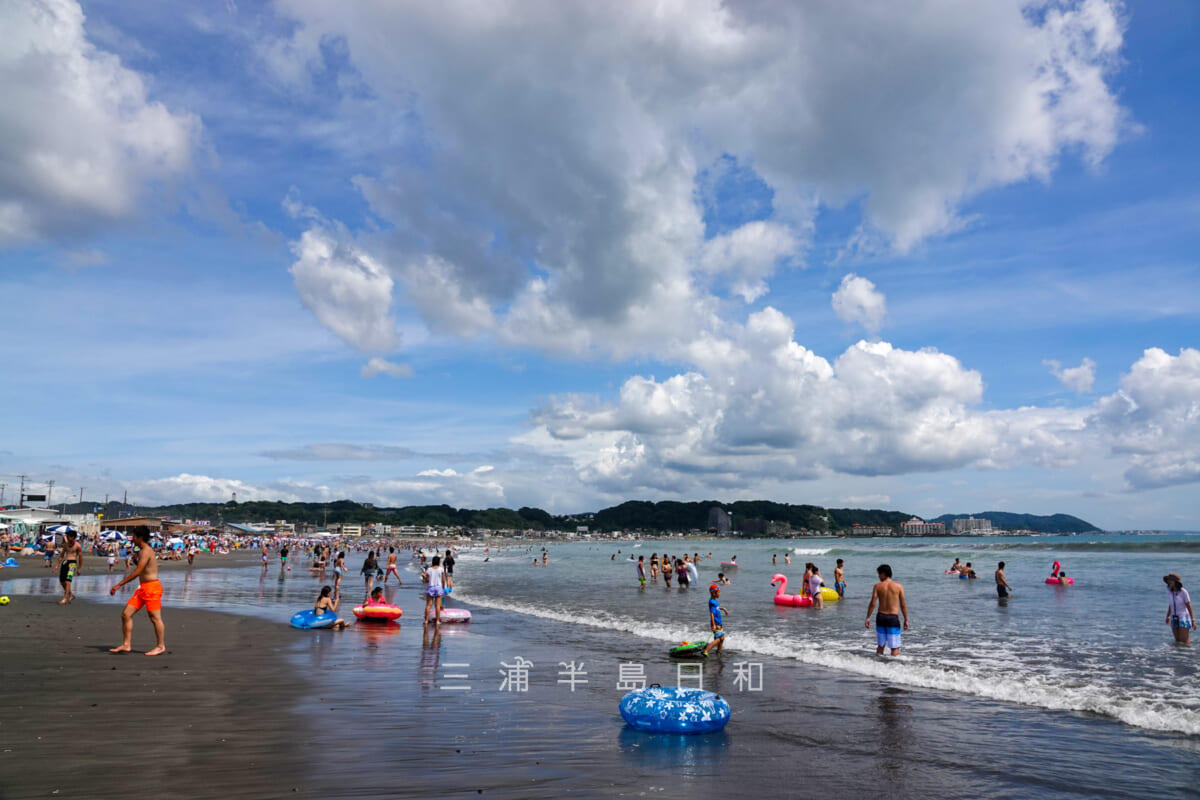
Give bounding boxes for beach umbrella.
[46,525,75,534]
[39,533,54,541]
[167,537,184,546]
[101,531,127,542]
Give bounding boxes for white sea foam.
[453,589,1200,737]
[791,548,832,555]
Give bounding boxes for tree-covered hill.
[928,511,1100,533]
[44,499,1097,535]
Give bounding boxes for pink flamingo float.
[771,573,815,607]
[1046,561,1074,585]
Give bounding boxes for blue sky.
[2,0,1199,529]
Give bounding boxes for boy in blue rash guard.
[702,585,728,656]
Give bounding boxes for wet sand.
[0,595,316,800]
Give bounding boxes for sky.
[2,0,1199,529]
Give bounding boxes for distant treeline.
[53,499,1097,535]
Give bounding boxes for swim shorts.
[1172,615,1194,630]
[997,585,1009,599]
[712,625,725,639]
[126,580,163,612]
[876,613,902,649]
[835,581,846,596]
[59,560,77,583]
[426,586,444,598]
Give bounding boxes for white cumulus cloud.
[1090,348,1200,490]
[1045,357,1097,394]
[0,0,198,245]
[832,273,888,333]
[265,0,1128,358]
[289,223,398,352]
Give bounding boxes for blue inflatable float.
[2,557,19,568]
[290,610,338,629]
[619,686,731,734]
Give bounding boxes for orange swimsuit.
[126,580,163,612]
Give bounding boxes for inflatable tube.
[720,561,738,569]
[438,607,471,623]
[290,610,338,629]
[772,574,839,606]
[353,603,403,622]
[2,557,18,568]
[669,640,709,658]
[619,686,731,734]
[1047,561,1073,584]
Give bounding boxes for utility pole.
[0,483,6,506]
[18,474,26,508]
[47,479,55,507]
[79,487,84,504]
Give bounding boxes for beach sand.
[0,595,316,800]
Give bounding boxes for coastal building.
[900,517,946,536]
[952,516,994,534]
[708,507,731,535]
[850,524,895,536]
[93,515,162,534]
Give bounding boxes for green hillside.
[44,499,1098,535]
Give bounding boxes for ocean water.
[453,534,1200,737]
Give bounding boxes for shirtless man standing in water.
[865,564,909,656]
[56,530,83,604]
[109,527,166,656]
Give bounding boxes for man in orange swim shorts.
[109,526,166,656]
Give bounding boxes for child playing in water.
[314,585,350,629]
[422,555,446,625]
[702,584,728,656]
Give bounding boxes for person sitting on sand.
[314,586,350,629]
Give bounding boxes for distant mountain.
[38,499,1096,535]
[929,511,1100,533]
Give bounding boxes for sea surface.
[455,533,1200,737]
[7,533,1200,798]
